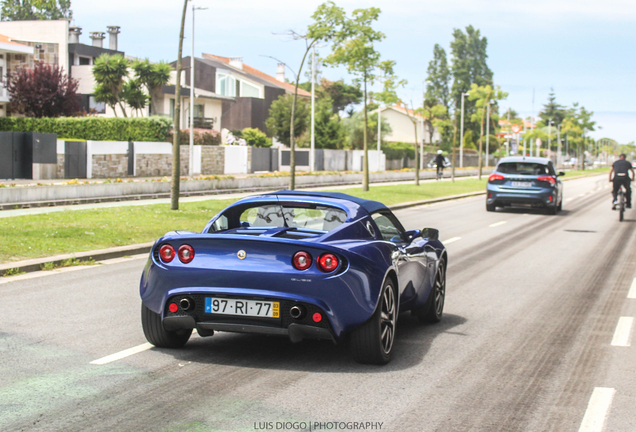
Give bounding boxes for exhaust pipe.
[290,305,306,320]
[179,298,193,311]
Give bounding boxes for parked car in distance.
[486,156,564,215]
[427,157,451,168]
[140,191,447,365]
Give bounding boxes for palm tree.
[92,54,130,117]
[131,59,172,115]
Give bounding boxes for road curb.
[0,190,489,277]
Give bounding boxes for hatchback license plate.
[511,181,532,187]
[205,297,280,318]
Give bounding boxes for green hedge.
[382,141,416,160]
[0,116,172,142]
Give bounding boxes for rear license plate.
[205,297,280,318]
[511,181,532,187]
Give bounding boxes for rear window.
[239,204,347,232]
[497,163,552,175]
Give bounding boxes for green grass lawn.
[1,178,490,264]
[562,167,610,178]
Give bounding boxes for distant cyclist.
[434,150,445,181]
[609,154,634,209]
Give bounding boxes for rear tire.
[350,279,397,365]
[141,303,192,348]
[486,203,496,212]
[557,199,562,212]
[413,258,446,323]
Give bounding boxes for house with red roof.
[380,104,440,144]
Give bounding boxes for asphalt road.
[1,174,635,432]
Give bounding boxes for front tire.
[350,279,397,365]
[413,258,446,323]
[141,303,192,348]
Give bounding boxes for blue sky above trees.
[72,0,636,142]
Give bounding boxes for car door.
[371,211,427,305]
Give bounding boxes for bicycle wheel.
[619,189,625,222]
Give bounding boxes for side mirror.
[421,228,439,241]
[558,171,565,177]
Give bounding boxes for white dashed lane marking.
[489,221,507,228]
[627,278,636,299]
[578,387,615,432]
[611,317,634,347]
[90,343,153,365]
[443,237,461,244]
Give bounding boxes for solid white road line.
[611,317,634,347]
[443,237,461,244]
[627,278,636,299]
[90,343,153,365]
[578,387,616,432]
[489,221,507,228]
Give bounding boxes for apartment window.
[170,98,175,118]
[194,104,204,117]
[217,73,236,97]
[79,56,91,65]
[241,80,260,98]
[89,96,106,114]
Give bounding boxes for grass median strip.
[0,179,490,263]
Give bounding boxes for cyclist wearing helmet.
[610,154,634,209]
[434,150,445,180]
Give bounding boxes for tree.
[342,110,390,150]
[131,59,172,116]
[280,1,346,189]
[450,25,493,152]
[6,61,79,117]
[421,100,451,150]
[312,95,345,149]
[468,83,508,179]
[538,88,566,127]
[324,6,391,191]
[298,78,362,114]
[92,54,129,117]
[1,0,71,20]
[266,94,310,146]
[121,78,147,116]
[425,44,451,111]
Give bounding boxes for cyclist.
[434,150,446,181]
[609,153,635,209]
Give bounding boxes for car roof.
[271,190,388,214]
[497,156,552,165]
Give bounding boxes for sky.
[72,0,636,143]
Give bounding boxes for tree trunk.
[362,75,369,192]
[289,45,312,191]
[171,0,188,211]
[118,100,128,118]
[413,116,419,186]
[451,118,458,183]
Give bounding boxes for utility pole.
[377,105,381,171]
[547,118,552,161]
[171,0,189,210]
[188,4,207,176]
[460,92,468,168]
[485,104,490,167]
[310,45,316,172]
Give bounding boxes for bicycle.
[436,166,444,181]
[616,185,626,222]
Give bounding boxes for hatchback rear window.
[497,163,551,175]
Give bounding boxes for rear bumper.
[487,186,556,207]
[163,315,335,343]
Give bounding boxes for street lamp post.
[459,92,469,168]
[547,118,553,160]
[189,3,207,176]
[485,103,490,167]
[310,45,315,172]
[377,105,382,171]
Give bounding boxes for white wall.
[71,65,95,94]
[224,145,248,174]
[0,20,68,70]
[351,150,385,172]
[382,109,421,143]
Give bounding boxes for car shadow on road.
[494,207,558,216]
[157,313,466,373]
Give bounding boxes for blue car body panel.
[140,191,446,342]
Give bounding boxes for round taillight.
[317,253,339,272]
[292,251,312,270]
[312,312,322,323]
[168,303,178,313]
[178,244,195,264]
[159,244,175,263]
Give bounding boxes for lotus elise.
[140,191,447,364]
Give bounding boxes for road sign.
[511,124,522,134]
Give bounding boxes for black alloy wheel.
[414,258,446,323]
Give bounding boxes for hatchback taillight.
[293,251,312,270]
[178,244,195,263]
[159,244,176,263]
[317,253,339,272]
[489,174,504,182]
[537,176,556,186]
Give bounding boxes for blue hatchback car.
[486,156,565,214]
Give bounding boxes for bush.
[241,127,271,147]
[382,141,416,160]
[0,116,172,142]
[167,129,221,146]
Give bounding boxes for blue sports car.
[140,191,447,365]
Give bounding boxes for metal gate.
[64,141,87,179]
[0,132,29,179]
[251,147,279,173]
